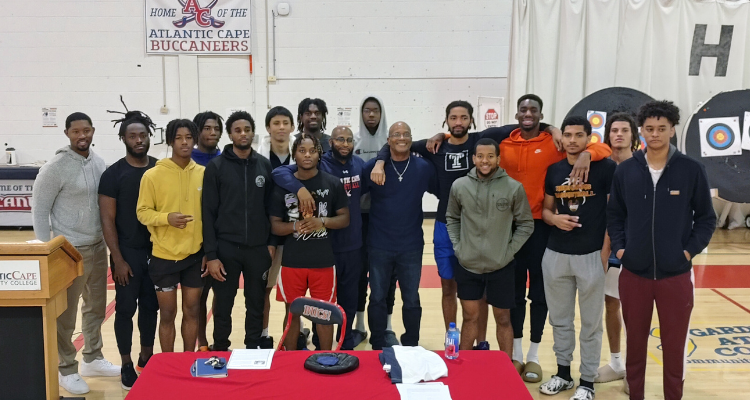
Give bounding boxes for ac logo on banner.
[174,0,224,28]
[146,0,252,55]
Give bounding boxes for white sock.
[355,311,366,332]
[610,352,625,372]
[513,338,524,363]
[526,341,540,364]
[386,314,393,331]
[262,328,269,337]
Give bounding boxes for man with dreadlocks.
[32,112,116,395]
[137,119,205,353]
[370,101,494,348]
[192,111,224,166]
[270,133,350,350]
[99,107,158,390]
[296,98,331,153]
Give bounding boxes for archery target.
[591,132,603,144]
[588,111,606,129]
[698,117,741,157]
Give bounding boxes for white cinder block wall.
[1,0,512,210]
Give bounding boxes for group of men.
[32,93,714,400]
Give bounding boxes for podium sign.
[0,260,42,290]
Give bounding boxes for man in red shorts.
[270,132,350,350]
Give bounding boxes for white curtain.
[508,0,750,227]
[508,0,750,127]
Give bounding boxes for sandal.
[512,360,524,375]
[522,361,543,383]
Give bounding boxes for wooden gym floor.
[2,224,749,399]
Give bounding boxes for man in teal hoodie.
[32,112,118,395]
[445,138,534,358]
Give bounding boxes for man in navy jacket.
[607,100,715,400]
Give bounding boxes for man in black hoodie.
[202,111,275,350]
[607,100,715,400]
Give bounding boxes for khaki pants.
[58,240,108,376]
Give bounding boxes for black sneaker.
[297,333,308,350]
[260,336,274,349]
[121,362,137,391]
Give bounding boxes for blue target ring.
[706,123,735,150]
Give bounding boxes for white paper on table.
[396,382,452,400]
[226,349,275,370]
[742,112,750,151]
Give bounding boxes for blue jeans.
[367,247,423,349]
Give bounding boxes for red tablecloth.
[126,350,532,400]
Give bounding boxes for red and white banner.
[145,0,252,55]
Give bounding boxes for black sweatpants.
[211,241,271,350]
[357,213,397,315]
[510,219,550,343]
[112,245,158,356]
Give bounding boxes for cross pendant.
[398,176,403,182]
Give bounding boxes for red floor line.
[711,288,750,315]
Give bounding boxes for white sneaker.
[570,386,595,400]
[540,375,575,395]
[80,358,121,377]
[58,372,90,395]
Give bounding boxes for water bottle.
[445,322,460,359]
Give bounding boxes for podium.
[0,236,83,400]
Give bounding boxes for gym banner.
[145,0,251,55]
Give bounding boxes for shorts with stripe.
[276,266,337,303]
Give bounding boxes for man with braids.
[370,101,495,348]
[137,119,206,353]
[269,133,350,350]
[296,98,331,153]
[272,125,367,350]
[191,111,224,351]
[202,111,275,351]
[608,101,715,400]
[99,107,158,390]
[32,112,116,395]
[192,111,224,166]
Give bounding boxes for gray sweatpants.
[58,240,108,375]
[542,248,605,382]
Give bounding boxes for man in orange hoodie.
[496,95,611,382]
[498,94,612,383]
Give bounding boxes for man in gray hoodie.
[32,112,117,395]
[446,138,534,358]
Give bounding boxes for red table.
[127,350,532,399]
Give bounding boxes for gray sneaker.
[570,386,595,400]
[384,330,400,347]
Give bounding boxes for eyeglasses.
[389,133,412,139]
[333,137,354,144]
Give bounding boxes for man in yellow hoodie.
[137,119,205,352]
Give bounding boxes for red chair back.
[277,297,347,351]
